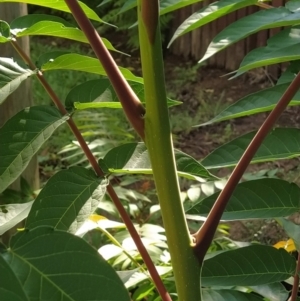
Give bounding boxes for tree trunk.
[0,3,39,191]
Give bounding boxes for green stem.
[138,1,201,300]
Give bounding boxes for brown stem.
[11,39,171,301]
[64,0,145,140]
[193,72,300,261]
[290,252,300,301]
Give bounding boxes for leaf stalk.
[193,72,300,261]
[64,0,145,139]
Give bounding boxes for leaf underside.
[26,167,108,233]
[0,106,68,193]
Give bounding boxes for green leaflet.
[234,26,300,76]
[0,256,28,301]
[0,106,68,193]
[0,58,36,104]
[169,0,258,46]
[0,20,10,42]
[200,5,300,63]
[202,245,295,286]
[65,78,181,110]
[10,14,122,53]
[26,167,108,233]
[103,142,217,181]
[202,289,264,301]
[38,52,143,83]
[197,83,300,126]
[186,178,300,220]
[0,202,33,235]
[0,0,103,23]
[202,128,300,169]
[1,227,130,301]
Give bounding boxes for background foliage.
[1,0,300,300]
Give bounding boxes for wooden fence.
[169,0,285,78]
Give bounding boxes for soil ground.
[115,48,300,161]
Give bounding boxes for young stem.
[256,2,273,9]
[138,1,201,300]
[11,39,171,301]
[193,72,300,261]
[64,0,145,139]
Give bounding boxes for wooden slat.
[201,0,211,55]
[225,10,237,70]
[246,5,259,54]
[191,2,202,58]
[215,14,227,68]
[267,0,284,78]
[170,1,287,78]
[208,1,218,66]
[234,8,247,70]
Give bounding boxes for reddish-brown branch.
[290,252,300,301]
[64,0,145,140]
[193,72,300,262]
[11,39,171,301]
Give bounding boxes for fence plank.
[267,0,284,78]
[215,14,227,68]
[169,2,287,79]
[225,10,237,70]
